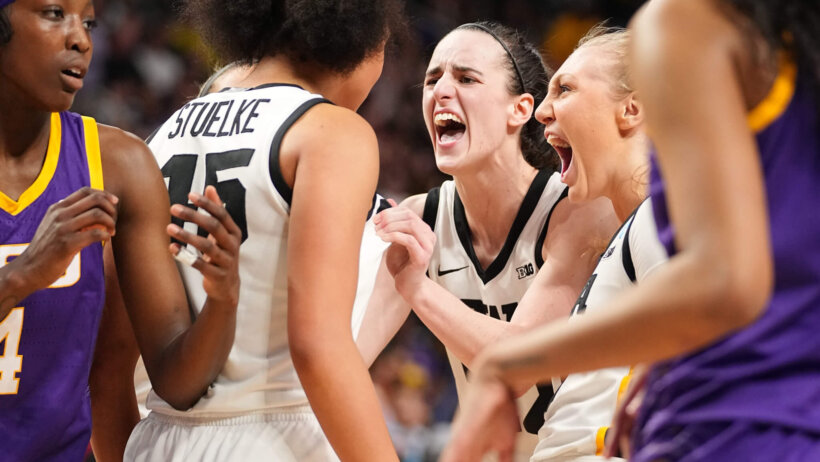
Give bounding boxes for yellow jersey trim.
[0,113,62,216]
[595,426,608,456]
[747,57,797,133]
[617,367,634,403]
[82,116,104,190]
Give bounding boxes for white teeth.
[434,112,465,126]
[547,135,570,148]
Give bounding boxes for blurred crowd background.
[74,1,643,460]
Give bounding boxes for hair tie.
[458,23,527,94]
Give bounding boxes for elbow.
[152,385,203,411]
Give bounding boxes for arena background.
[73,1,644,460]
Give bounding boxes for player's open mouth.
[60,67,86,92]
[547,135,573,178]
[434,112,466,146]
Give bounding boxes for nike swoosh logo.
[437,265,468,276]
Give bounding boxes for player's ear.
[617,92,643,133]
[510,93,534,129]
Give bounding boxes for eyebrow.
[425,64,485,77]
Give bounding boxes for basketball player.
[123,1,404,461]
[528,27,667,461]
[361,22,619,461]
[441,0,820,461]
[129,61,389,422]
[0,1,242,461]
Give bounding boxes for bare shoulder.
[97,124,162,195]
[287,103,378,160]
[280,102,379,187]
[399,193,428,217]
[544,197,619,260]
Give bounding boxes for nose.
[535,94,555,126]
[432,75,455,102]
[66,17,92,54]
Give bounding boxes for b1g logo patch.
[516,263,534,279]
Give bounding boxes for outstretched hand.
[167,185,241,307]
[373,198,436,290]
[440,373,520,462]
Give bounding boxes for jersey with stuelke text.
[146,84,385,416]
[0,112,106,461]
[422,170,567,458]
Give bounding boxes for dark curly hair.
[183,0,406,75]
[456,22,559,173]
[719,0,820,101]
[0,6,12,45]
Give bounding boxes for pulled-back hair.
[719,0,820,97]
[183,0,406,75]
[457,22,558,172]
[576,24,632,99]
[0,6,11,45]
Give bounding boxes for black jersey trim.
[523,383,557,434]
[534,186,569,268]
[366,194,391,221]
[622,206,641,283]
[453,170,550,284]
[268,97,332,206]
[422,187,441,230]
[250,83,305,92]
[145,126,159,145]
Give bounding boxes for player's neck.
[0,102,51,161]
[244,56,356,109]
[454,159,538,264]
[607,138,648,222]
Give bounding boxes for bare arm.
[89,244,140,462]
[355,254,412,367]
[100,126,241,410]
[284,105,397,461]
[376,195,616,370]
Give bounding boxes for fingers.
[56,188,119,231]
[166,223,230,269]
[380,233,430,268]
[170,189,241,251]
[374,208,435,260]
[201,186,243,239]
[57,186,119,209]
[71,206,117,235]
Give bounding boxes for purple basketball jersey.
[0,112,106,461]
[638,62,820,454]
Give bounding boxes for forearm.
[293,336,398,461]
[399,276,523,368]
[0,263,40,321]
[90,377,140,461]
[478,254,755,391]
[149,300,236,410]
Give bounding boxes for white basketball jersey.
[423,171,567,457]
[144,84,385,416]
[531,199,667,461]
